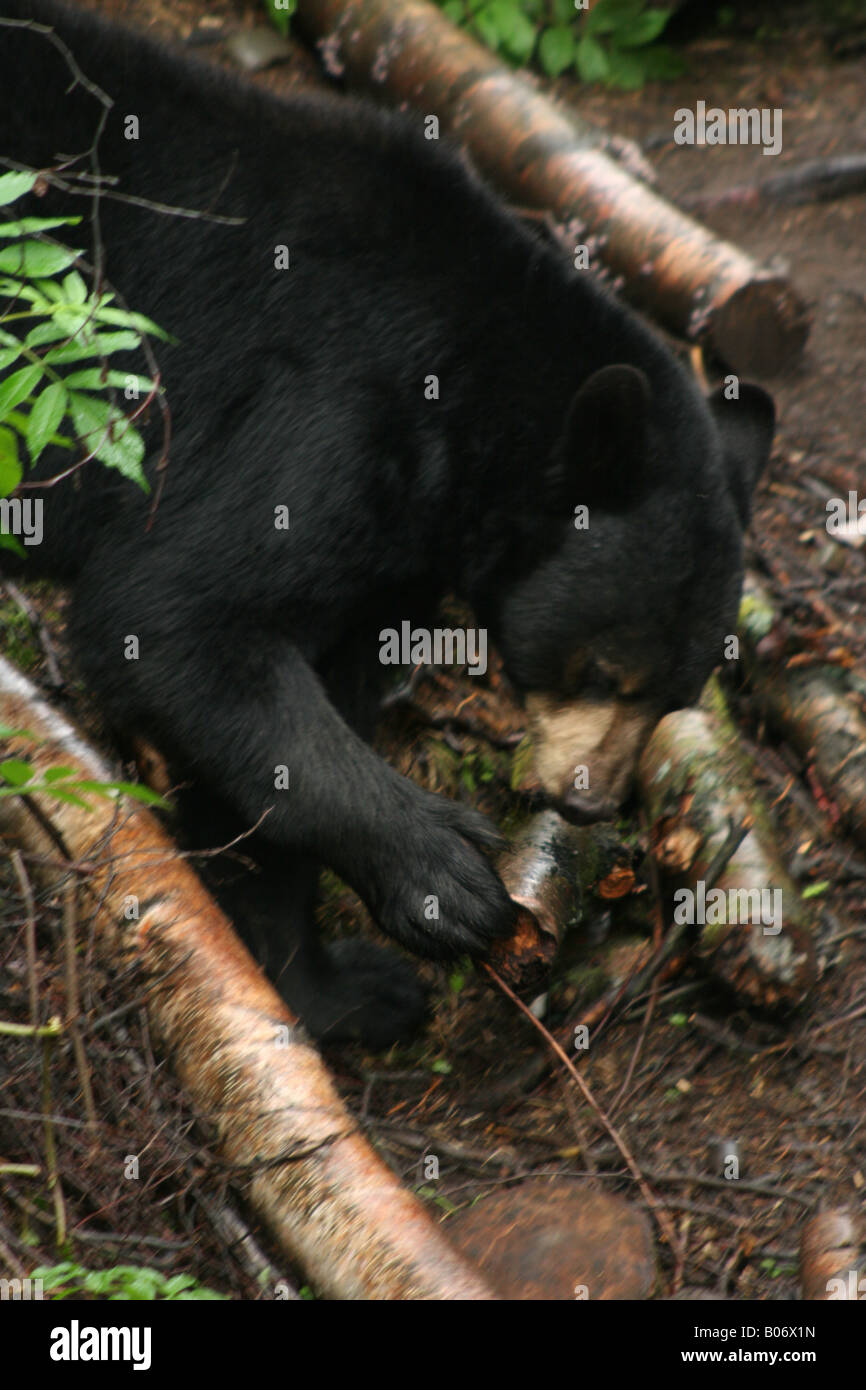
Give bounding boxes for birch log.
[637,676,816,1008]
[0,656,493,1301]
[294,0,810,374]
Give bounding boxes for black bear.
[0,0,774,1045]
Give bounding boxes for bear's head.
[495,363,775,823]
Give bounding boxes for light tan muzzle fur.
[525,693,658,814]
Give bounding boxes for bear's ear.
[708,383,775,526]
[553,364,652,505]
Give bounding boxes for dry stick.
[584,815,754,1044]
[495,815,755,1110]
[609,980,657,1122]
[682,154,866,212]
[609,839,666,1117]
[295,0,809,374]
[194,1191,299,1300]
[39,1023,66,1248]
[0,1018,62,1040]
[482,962,681,1260]
[61,877,97,1131]
[10,848,38,1029]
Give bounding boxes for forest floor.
[1,0,864,1301]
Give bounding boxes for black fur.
[0,0,773,1044]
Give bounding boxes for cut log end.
[485,905,558,994]
[709,276,811,377]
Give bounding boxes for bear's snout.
[524,692,657,821]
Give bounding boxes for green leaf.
[0,341,23,373]
[0,241,81,277]
[41,787,93,808]
[605,47,647,88]
[61,270,88,305]
[0,363,44,424]
[441,0,464,20]
[63,368,154,393]
[82,1271,116,1294]
[161,1274,197,1296]
[92,305,172,341]
[0,426,22,496]
[25,319,90,350]
[42,766,77,782]
[68,391,148,488]
[99,780,168,807]
[0,758,34,786]
[801,880,829,900]
[552,0,576,21]
[473,2,505,51]
[0,217,81,237]
[0,723,39,740]
[27,380,67,463]
[0,275,40,299]
[499,6,537,64]
[585,0,643,36]
[32,277,71,303]
[614,9,671,47]
[264,0,295,37]
[0,172,37,206]
[539,25,576,77]
[43,330,141,364]
[0,531,26,558]
[575,33,610,82]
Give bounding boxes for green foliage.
[30,1261,229,1301]
[0,170,170,514]
[435,0,684,88]
[262,0,297,38]
[0,725,167,809]
[801,880,829,900]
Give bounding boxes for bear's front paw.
[372,792,517,960]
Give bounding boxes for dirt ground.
[1,0,864,1301]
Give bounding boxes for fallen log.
[487,811,637,994]
[0,657,494,1301]
[799,1208,865,1301]
[739,572,866,849]
[487,809,582,993]
[294,0,810,374]
[637,676,817,1009]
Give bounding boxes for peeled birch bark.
[637,676,816,1009]
[487,809,582,992]
[294,0,810,374]
[0,657,493,1301]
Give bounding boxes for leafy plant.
[0,169,170,552]
[0,724,166,809]
[31,1261,228,1301]
[262,0,297,38]
[437,0,684,89]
